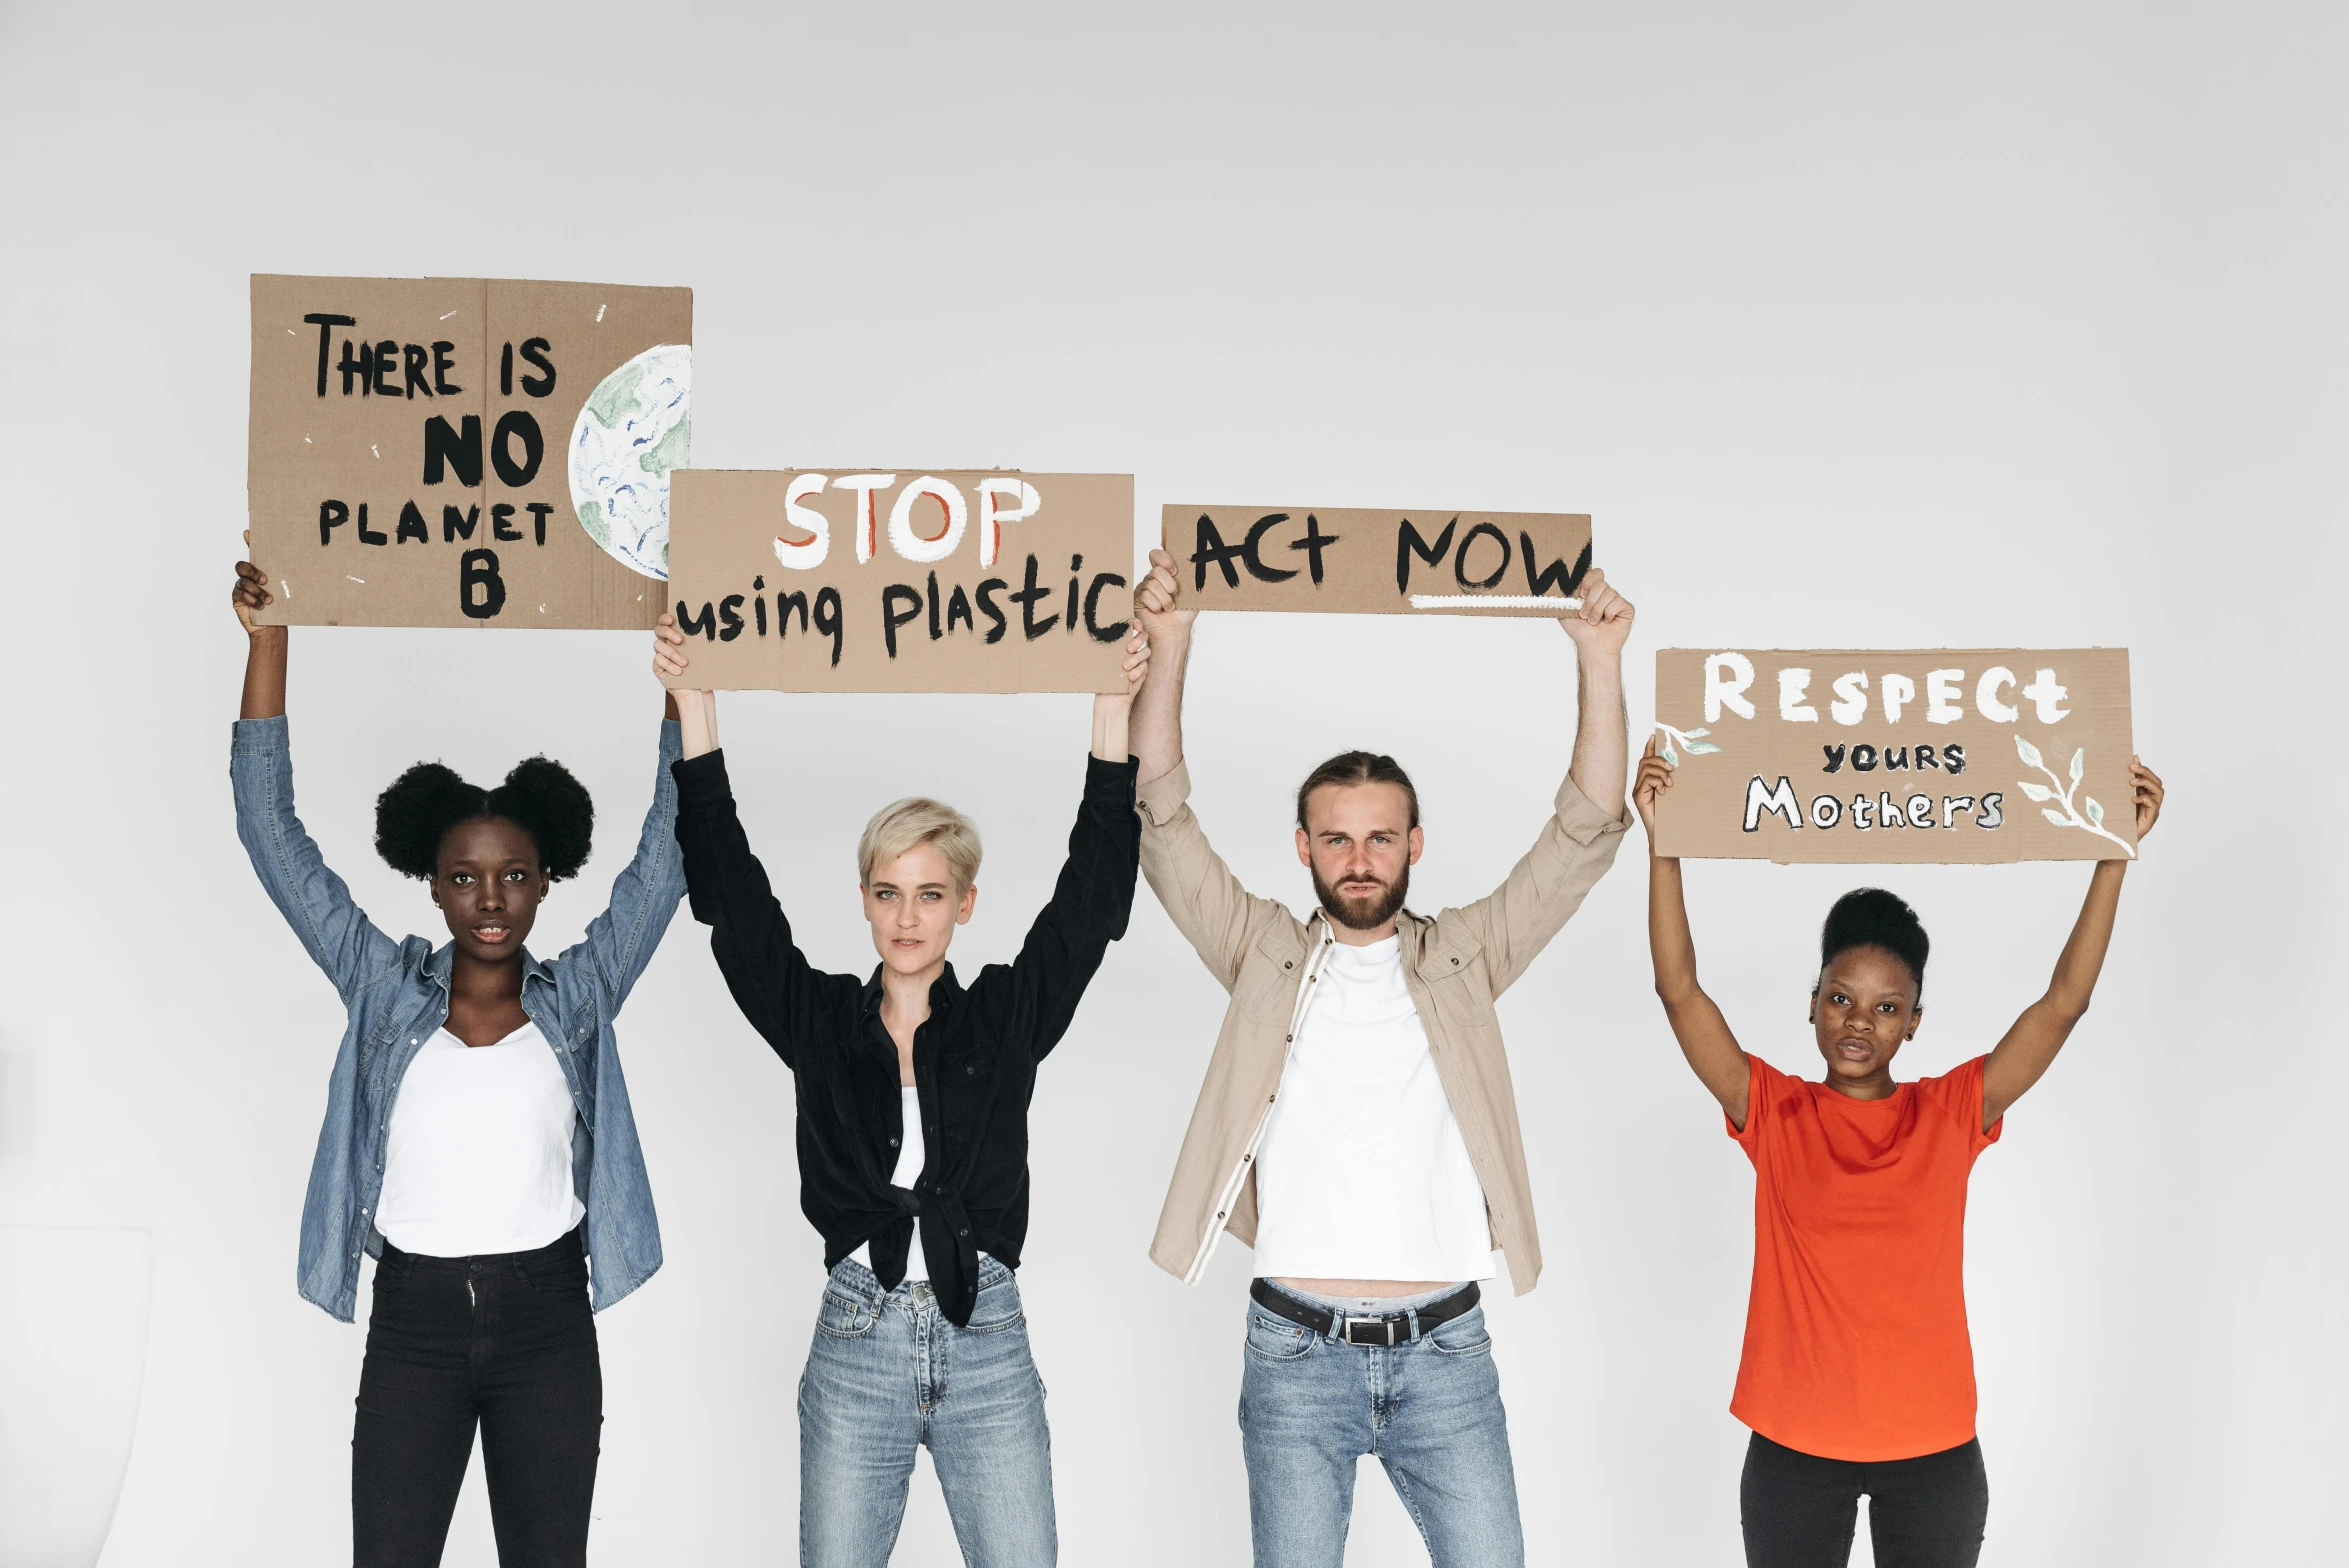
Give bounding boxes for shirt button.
[965,1065,975,1076]
[889,1137,900,1148]
[1283,961,1293,970]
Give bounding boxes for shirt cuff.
[1552,774,1631,844]
[1134,758,1194,827]
[671,748,734,811]
[1084,752,1141,801]
[230,713,289,757]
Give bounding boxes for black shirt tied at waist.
[671,747,1140,1327]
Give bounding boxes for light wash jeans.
[799,1255,1054,1567]
[1238,1284,1524,1568]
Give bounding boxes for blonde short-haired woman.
[654,613,1148,1567]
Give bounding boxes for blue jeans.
[799,1256,1054,1567]
[1238,1284,1524,1568]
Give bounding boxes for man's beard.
[1312,864,1410,932]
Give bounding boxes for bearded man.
[1126,547,1633,1568]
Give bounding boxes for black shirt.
[671,748,1140,1326]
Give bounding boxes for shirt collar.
[858,963,963,1017]
[426,942,556,990]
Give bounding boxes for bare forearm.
[241,627,288,720]
[2046,859,2127,1017]
[1568,650,1628,819]
[1132,630,1190,785]
[1091,694,1130,763]
[1646,850,1701,1001]
[1982,859,2131,1126]
[676,690,720,759]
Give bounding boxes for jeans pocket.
[815,1287,878,1339]
[1244,1310,1317,1363]
[963,1277,1026,1336]
[515,1260,590,1298]
[371,1254,416,1295]
[1426,1307,1492,1358]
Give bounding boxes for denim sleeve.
[230,714,400,1006]
[563,717,689,1012]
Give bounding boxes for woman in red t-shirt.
[1633,741,2163,1568]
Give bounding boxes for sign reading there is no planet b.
[246,275,692,629]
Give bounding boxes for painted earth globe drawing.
[569,343,691,579]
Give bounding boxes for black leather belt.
[1250,1278,1480,1346]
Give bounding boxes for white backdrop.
[1,3,2341,1564]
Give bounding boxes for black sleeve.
[987,752,1142,1063]
[671,748,832,1069]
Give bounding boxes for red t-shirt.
[1728,1052,2002,1462]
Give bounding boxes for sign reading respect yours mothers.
[247,275,692,629]
[663,470,1135,693]
[1163,505,1594,615]
[1650,649,2137,864]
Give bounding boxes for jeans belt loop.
[1406,1305,1422,1344]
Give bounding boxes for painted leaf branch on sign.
[1652,723,1721,769]
[2015,737,2136,858]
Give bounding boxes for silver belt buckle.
[1344,1315,1397,1347]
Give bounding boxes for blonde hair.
[857,797,984,890]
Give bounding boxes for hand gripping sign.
[1650,648,2137,863]
[247,275,693,629]
[663,470,1134,693]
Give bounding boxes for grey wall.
[1,2,2340,1562]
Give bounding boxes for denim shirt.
[230,713,687,1321]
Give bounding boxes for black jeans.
[353,1228,602,1567]
[1741,1432,1988,1568]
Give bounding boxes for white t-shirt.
[1250,934,1500,1283]
[375,1020,585,1258]
[854,1086,930,1283]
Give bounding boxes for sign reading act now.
[663,470,1134,693]
[1651,648,2137,864]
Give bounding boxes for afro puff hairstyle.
[374,757,594,882]
[1818,887,1930,999]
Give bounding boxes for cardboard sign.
[1162,505,1593,616]
[1651,649,2137,863]
[248,275,692,629]
[663,470,1135,693]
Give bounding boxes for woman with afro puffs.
[228,555,690,1568]
[1633,736,2164,1568]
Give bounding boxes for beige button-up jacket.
[1136,759,1629,1293]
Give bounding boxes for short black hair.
[374,757,594,882]
[1819,887,1929,998]
[1296,751,1420,832]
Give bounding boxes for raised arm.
[563,702,690,1011]
[228,555,399,1002]
[1449,570,1635,994]
[1128,548,1290,989]
[1979,759,2165,1131]
[1563,568,1632,821]
[654,614,830,1067]
[1635,737,1751,1125]
[988,636,1152,1054]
